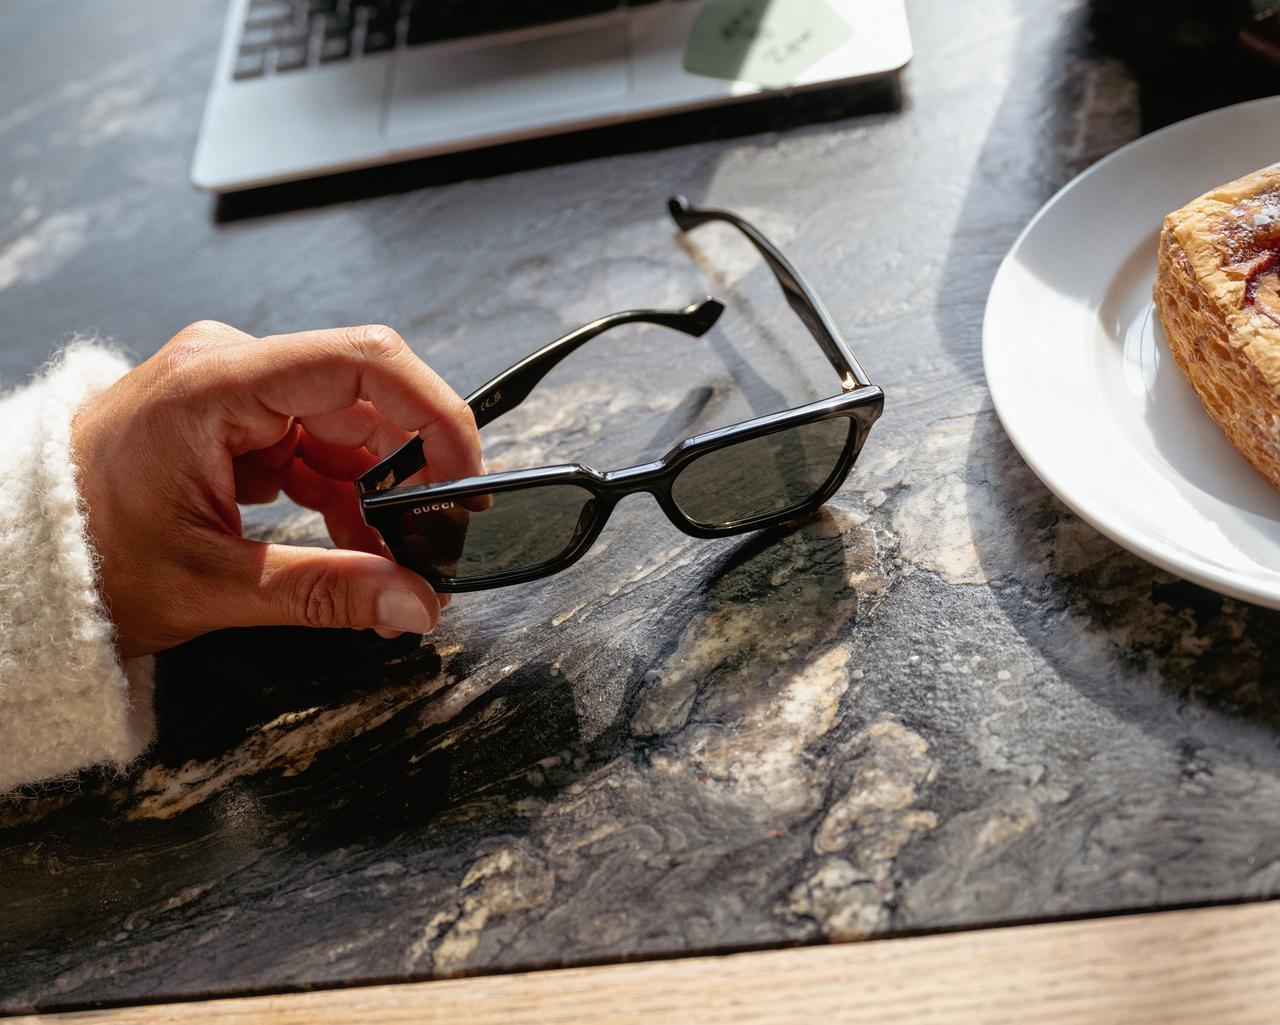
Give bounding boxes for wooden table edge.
[12,900,1280,1024]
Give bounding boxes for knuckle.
[178,319,233,341]
[158,321,238,383]
[304,582,343,629]
[292,566,357,629]
[344,323,405,357]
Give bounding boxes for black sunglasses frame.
[357,197,884,592]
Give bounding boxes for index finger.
[236,324,483,487]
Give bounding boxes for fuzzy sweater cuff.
[0,345,155,796]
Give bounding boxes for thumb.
[224,541,442,637]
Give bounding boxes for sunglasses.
[356,197,884,592]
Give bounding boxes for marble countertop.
[2,0,1278,1013]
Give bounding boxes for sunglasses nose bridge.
[603,460,670,500]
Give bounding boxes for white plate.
[983,96,1280,608]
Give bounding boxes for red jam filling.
[1244,249,1280,327]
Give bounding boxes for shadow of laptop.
[213,74,902,223]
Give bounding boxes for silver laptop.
[192,0,912,192]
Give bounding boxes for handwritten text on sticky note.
[682,0,854,90]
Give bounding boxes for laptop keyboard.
[233,0,691,80]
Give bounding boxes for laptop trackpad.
[386,25,629,139]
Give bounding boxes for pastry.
[1153,163,1280,490]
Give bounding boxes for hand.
[71,320,483,658]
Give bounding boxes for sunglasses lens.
[388,483,600,585]
[670,416,854,528]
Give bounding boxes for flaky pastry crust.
[1154,163,1280,490]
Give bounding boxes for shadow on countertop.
[212,77,903,223]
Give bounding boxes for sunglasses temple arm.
[355,434,427,497]
[355,298,725,498]
[464,297,724,430]
[667,195,872,391]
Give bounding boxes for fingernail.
[438,592,452,609]
[376,590,432,634]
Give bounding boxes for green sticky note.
[682,0,855,89]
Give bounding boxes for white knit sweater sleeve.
[0,344,156,796]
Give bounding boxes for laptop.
[192,0,912,192]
